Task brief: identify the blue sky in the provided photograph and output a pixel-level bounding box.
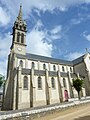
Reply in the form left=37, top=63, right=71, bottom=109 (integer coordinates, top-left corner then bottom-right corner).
left=0, top=0, right=90, bottom=75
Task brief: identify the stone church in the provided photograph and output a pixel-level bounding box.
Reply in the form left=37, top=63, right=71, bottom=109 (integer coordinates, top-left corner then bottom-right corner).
left=2, top=5, right=90, bottom=110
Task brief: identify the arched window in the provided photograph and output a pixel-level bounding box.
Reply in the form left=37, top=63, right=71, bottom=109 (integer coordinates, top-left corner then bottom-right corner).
left=19, top=60, right=23, bottom=67
left=70, top=67, right=72, bottom=72
left=32, top=62, right=35, bottom=69
left=21, top=33, right=24, bottom=43
left=17, top=32, right=20, bottom=42
left=43, top=64, right=46, bottom=70
left=62, top=66, right=65, bottom=72
left=51, top=77, right=55, bottom=88
left=38, top=76, right=42, bottom=89
left=23, top=76, right=28, bottom=89
left=63, top=78, right=66, bottom=88
left=20, top=25, right=22, bottom=30
left=53, top=65, right=56, bottom=71
left=24, top=26, right=26, bottom=31
left=16, top=24, right=18, bottom=28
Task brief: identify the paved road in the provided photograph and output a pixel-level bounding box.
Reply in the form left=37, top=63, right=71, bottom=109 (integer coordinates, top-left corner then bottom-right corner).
left=34, top=103, right=90, bottom=120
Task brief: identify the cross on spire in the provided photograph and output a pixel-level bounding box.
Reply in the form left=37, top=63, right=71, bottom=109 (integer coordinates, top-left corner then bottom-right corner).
left=18, top=4, right=22, bottom=21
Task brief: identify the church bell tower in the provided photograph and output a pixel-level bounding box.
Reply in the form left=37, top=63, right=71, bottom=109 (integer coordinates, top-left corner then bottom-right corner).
left=11, top=5, right=27, bottom=55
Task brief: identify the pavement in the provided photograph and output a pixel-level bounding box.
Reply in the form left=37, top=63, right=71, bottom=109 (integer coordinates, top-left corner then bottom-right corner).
left=34, top=103, right=90, bottom=120
left=1, top=97, right=90, bottom=120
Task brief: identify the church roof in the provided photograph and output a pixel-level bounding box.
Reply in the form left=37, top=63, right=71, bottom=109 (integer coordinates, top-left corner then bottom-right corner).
left=16, top=53, right=85, bottom=66
left=72, top=55, right=84, bottom=65
left=16, top=53, right=73, bottom=66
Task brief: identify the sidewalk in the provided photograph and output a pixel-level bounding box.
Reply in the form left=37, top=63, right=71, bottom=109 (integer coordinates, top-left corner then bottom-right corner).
left=0, top=97, right=90, bottom=120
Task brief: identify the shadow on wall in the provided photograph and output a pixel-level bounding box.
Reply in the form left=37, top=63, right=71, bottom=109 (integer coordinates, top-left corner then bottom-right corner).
left=74, top=115, right=90, bottom=120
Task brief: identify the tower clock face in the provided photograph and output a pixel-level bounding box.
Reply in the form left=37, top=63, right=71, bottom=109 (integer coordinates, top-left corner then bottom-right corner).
left=17, top=47, right=22, bottom=51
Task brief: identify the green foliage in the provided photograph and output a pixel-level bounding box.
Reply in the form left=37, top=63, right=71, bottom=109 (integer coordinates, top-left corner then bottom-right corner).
left=0, top=75, right=5, bottom=87
left=0, top=77, right=3, bottom=87
left=73, top=78, right=83, bottom=99
left=73, top=78, right=83, bottom=92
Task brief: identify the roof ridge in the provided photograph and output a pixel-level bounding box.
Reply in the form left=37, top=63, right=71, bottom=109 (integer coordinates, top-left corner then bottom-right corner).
left=26, top=53, right=72, bottom=62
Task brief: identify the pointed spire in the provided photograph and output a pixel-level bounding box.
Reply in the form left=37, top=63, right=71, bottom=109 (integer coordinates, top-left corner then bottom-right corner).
left=18, top=4, right=22, bottom=21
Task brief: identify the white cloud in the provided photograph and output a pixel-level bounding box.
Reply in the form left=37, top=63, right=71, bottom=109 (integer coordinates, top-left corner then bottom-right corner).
left=0, top=33, right=11, bottom=49
left=65, top=52, right=83, bottom=60
left=26, top=21, right=62, bottom=57
left=71, top=18, right=81, bottom=25
left=1, top=0, right=90, bottom=21
left=85, top=0, right=90, bottom=3
left=85, top=34, right=90, bottom=41
left=50, top=26, right=62, bottom=34
left=0, top=7, right=10, bottom=26
left=0, top=60, right=7, bottom=75
left=26, top=21, right=53, bottom=57
left=83, top=32, right=90, bottom=42
left=0, top=33, right=11, bottom=74
left=49, top=25, right=62, bottom=40
left=27, top=30, right=53, bottom=57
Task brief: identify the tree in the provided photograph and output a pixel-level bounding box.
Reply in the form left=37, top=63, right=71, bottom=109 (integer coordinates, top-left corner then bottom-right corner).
left=73, top=78, right=83, bottom=99
left=0, top=77, right=3, bottom=87
left=0, top=75, right=5, bottom=87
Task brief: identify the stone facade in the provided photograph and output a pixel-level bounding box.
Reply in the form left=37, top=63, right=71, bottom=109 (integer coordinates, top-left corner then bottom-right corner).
left=2, top=6, right=90, bottom=110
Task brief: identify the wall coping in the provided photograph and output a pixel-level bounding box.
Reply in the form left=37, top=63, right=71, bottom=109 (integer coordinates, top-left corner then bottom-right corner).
left=0, top=97, right=90, bottom=120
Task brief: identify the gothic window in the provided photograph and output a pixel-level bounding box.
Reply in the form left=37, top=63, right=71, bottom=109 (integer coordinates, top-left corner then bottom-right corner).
left=24, top=26, right=26, bottom=31
left=21, top=33, right=24, bottom=43
left=43, top=64, right=46, bottom=70
left=16, top=24, right=18, bottom=28
left=53, top=65, right=56, bottom=71
left=23, top=76, right=28, bottom=89
left=62, top=66, right=65, bottom=72
left=17, top=32, right=20, bottom=42
left=51, top=77, right=55, bottom=88
left=19, top=60, right=23, bottom=67
left=38, top=76, right=42, bottom=89
left=32, top=62, right=35, bottom=69
left=63, top=78, right=66, bottom=88
left=70, top=67, right=72, bottom=72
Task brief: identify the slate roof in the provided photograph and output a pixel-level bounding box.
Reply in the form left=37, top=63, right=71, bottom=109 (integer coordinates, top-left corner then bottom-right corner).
left=16, top=53, right=73, bottom=66
left=16, top=53, right=85, bottom=66
left=72, top=55, right=84, bottom=65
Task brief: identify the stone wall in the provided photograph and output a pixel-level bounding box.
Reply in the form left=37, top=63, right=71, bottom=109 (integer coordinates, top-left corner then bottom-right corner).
left=0, top=97, right=90, bottom=120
